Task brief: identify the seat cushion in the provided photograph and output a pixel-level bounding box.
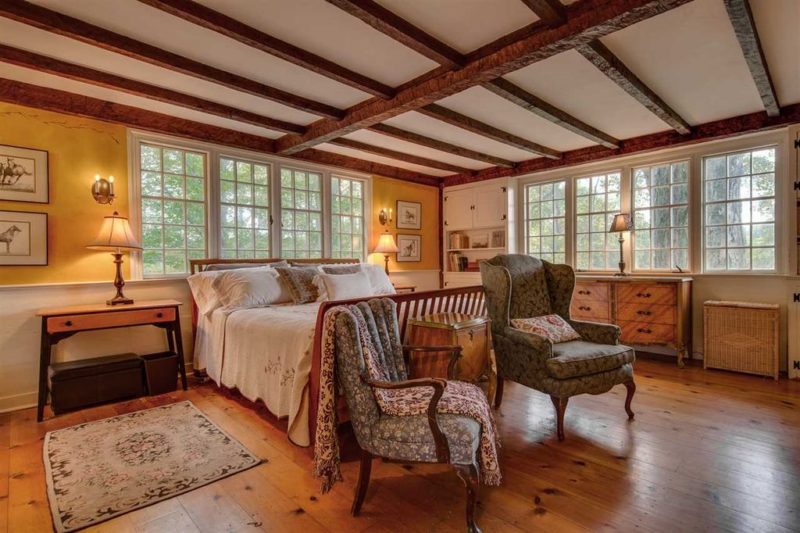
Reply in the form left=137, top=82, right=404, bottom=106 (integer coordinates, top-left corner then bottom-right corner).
left=546, top=341, right=635, bottom=380
left=370, top=413, right=480, bottom=465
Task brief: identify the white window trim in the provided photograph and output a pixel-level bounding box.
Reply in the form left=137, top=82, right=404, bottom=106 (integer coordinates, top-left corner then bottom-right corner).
left=128, top=130, right=372, bottom=279
left=513, top=127, right=792, bottom=276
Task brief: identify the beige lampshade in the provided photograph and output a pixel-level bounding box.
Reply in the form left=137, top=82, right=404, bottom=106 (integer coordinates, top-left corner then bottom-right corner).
left=373, top=232, right=399, bottom=254
left=88, top=211, right=142, bottom=251
left=609, top=213, right=632, bottom=233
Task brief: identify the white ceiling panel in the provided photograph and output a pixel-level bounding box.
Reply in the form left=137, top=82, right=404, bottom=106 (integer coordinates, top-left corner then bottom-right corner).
left=0, top=18, right=320, bottom=126
left=342, top=129, right=491, bottom=170
left=505, top=50, right=671, bottom=139
left=437, top=86, right=596, bottom=152
left=316, top=143, right=452, bottom=177
left=750, top=0, right=800, bottom=106
left=383, top=111, right=540, bottom=163
left=376, top=0, right=537, bottom=54
left=599, top=0, right=764, bottom=124
left=196, top=0, right=438, bottom=87
left=0, top=63, right=284, bottom=139
left=29, top=0, right=372, bottom=109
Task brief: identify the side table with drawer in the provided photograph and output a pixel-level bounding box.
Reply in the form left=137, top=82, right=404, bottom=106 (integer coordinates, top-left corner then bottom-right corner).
left=405, top=313, right=497, bottom=402
left=36, top=299, right=188, bottom=421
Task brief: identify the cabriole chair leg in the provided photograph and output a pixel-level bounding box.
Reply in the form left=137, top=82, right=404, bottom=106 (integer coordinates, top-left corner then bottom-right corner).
left=351, top=450, right=372, bottom=516
left=550, top=395, right=569, bottom=441
left=494, top=377, right=504, bottom=409
left=454, top=462, right=482, bottom=533
left=624, top=380, right=636, bottom=419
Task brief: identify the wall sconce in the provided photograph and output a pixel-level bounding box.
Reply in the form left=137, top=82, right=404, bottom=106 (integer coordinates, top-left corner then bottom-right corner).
left=92, top=174, right=116, bottom=204
left=378, top=207, right=393, bottom=226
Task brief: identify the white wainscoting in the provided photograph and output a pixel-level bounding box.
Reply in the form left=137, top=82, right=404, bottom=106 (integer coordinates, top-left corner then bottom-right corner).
left=0, top=269, right=442, bottom=413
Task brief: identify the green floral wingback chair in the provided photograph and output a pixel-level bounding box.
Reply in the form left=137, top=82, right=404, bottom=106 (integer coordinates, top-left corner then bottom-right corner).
left=480, top=254, right=636, bottom=440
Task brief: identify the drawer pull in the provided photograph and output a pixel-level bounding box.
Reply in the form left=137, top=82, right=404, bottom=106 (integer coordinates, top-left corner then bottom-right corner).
left=637, top=310, right=652, bottom=316
left=577, top=290, right=591, bottom=295
left=636, top=292, right=652, bottom=298
left=637, top=328, right=653, bottom=334
left=156, top=312, right=164, bottom=318
left=64, top=320, right=73, bottom=327
left=578, top=306, right=591, bottom=311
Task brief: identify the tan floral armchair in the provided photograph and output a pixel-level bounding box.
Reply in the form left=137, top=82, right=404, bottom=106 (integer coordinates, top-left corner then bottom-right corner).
left=480, top=254, right=636, bottom=440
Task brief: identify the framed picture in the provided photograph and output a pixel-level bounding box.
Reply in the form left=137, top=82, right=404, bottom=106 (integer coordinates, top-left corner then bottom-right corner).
left=0, top=144, right=49, bottom=203
left=471, top=233, right=489, bottom=249
left=491, top=230, right=505, bottom=248
left=0, top=210, right=48, bottom=265
left=396, top=234, right=421, bottom=262
left=396, top=200, right=421, bottom=230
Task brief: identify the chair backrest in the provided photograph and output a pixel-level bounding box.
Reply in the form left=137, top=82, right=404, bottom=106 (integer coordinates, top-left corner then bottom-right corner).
left=332, top=299, right=407, bottom=448
left=480, top=254, right=576, bottom=335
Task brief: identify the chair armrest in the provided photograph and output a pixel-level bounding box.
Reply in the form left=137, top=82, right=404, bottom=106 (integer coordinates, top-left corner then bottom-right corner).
left=502, top=327, right=554, bottom=360
left=569, top=320, right=621, bottom=345
left=403, top=345, right=463, bottom=379
left=362, top=376, right=451, bottom=463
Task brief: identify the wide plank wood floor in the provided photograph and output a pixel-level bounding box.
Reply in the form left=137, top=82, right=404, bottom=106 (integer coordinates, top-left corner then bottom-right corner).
left=2, top=359, right=799, bottom=532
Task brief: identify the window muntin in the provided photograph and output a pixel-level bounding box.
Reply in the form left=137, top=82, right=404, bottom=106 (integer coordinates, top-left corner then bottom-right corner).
left=524, top=180, right=566, bottom=264
left=632, top=160, right=689, bottom=271
left=220, top=157, right=271, bottom=259
left=575, top=172, right=621, bottom=270
left=280, top=167, right=323, bottom=259
left=703, top=147, right=776, bottom=271
left=139, top=143, right=207, bottom=276
left=331, top=175, right=366, bottom=260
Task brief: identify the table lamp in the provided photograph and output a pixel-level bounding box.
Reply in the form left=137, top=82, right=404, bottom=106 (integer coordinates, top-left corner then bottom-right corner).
left=608, top=213, right=632, bottom=276
left=88, top=211, right=142, bottom=305
left=373, top=232, right=398, bottom=275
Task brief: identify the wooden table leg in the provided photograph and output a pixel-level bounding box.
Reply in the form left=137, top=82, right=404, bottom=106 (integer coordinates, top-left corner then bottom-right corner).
left=173, top=310, right=188, bottom=390
left=37, top=317, right=51, bottom=422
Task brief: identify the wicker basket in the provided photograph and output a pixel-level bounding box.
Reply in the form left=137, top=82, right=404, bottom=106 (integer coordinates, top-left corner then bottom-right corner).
left=703, top=300, right=779, bottom=380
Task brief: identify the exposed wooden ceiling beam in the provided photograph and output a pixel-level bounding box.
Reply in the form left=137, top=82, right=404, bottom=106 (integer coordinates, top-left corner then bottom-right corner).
left=329, top=137, right=472, bottom=174
left=276, top=0, right=692, bottom=154
left=0, top=44, right=306, bottom=135
left=368, top=123, right=516, bottom=167
left=0, top=0, right=343, bottom=119
left=483, top=78, right=619, bottom=149
left=519, top=0, right=566, bottom=27
left=137, top=0, right=394, bottom=99
left=0, top=77, right=437, bottom=184
left=723, top=0, right=779, bottom=117
left=577, top=40, right=691, bottom=135
left=324, top=0, right=465, bottom=69
left=443, top=103, right=800, bottom=187
left=419, top=104, right=561, bottom=159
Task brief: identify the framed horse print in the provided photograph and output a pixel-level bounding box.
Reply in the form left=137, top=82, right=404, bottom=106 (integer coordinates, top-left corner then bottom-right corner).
left=396, top=234, right=421, bottom=262
left=0, top=210, right=48, bottom=266
left=396, top=200, right=421, bottom=230
left=0, top=144, right=49, bottom=204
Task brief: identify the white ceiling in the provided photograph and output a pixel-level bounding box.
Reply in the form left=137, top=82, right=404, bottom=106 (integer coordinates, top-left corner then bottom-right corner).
left=1, top=0, right=797, bottom=178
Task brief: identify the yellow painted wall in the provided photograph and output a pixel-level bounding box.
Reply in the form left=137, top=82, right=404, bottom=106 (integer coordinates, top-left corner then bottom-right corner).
left=0, top=102, right=129, bottom=285
left=369, top=175, right=440, bottom=271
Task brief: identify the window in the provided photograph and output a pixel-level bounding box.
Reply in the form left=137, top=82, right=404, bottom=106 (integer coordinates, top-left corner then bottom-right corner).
left=280, top=167, right=323, bottom=259
left=524, top=180, right=566, bottom=263
left=331, top=175, right=366, bottom=260
left=632, top=161, right=689, bottom=271
left=575, top=172, right=621, bottom=270
left=139, top=143, right=206, bottom=276
left=220, top=157, right=271, bottom=259
left=703, top=147, right=776, bottom=271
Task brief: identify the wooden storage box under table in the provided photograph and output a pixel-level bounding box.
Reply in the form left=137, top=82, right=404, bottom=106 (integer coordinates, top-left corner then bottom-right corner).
left=406, top=313, right=497, bottom=402
left=570, top=276, right=692, bottom=367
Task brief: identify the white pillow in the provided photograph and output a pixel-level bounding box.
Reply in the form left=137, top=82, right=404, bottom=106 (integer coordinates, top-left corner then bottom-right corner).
left=212, top=268, right=291, bottom=309
left=187, top=270, right=223, bottom=316
left=362, top=264, right=396, bottom=295
left=318, top=271, right=374, bottom=301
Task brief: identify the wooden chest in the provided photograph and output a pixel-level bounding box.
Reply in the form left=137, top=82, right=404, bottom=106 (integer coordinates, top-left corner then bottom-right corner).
left=406, top=313, right=497, bottom=401
left=570, top=276, right=692, bottom=366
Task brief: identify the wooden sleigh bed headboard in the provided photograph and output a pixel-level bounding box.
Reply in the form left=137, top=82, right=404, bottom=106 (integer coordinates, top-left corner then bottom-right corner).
left=308, top=284, right=487, bottom=446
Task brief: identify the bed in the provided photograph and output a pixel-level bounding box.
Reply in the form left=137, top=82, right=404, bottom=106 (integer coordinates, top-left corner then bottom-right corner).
left=188, top=258, right=486, bottom=449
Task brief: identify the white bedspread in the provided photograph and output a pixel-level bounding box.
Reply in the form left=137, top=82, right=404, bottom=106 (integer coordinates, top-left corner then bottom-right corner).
left=194, top=303, right=321, bottom=446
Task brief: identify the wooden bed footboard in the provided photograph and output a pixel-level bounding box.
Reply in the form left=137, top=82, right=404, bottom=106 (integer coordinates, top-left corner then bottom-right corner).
left=308, top=285, right=486, bottom=447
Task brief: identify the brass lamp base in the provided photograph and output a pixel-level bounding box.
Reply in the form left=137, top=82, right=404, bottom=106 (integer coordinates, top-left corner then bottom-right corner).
left=383, top=254, right=390, bottom=276
left=614, top=235, right=628, bottom=276
left=107, top=252, right=134, bottom=306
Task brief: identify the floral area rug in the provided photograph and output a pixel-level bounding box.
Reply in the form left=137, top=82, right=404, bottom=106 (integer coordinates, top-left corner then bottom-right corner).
left=43, top=401, right=261, bottom=532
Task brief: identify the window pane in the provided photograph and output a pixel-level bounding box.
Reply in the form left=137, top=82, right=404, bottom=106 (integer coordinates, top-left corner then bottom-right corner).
left=330, top=175, right=366, bottom=261
left=703, top=147, right=776, bottom=272
left=574, top=172, right=622, bottom=270
left=221, top=157, right=272, bottom=258
left=140, top=143, right=206, bottom=276
left=632, top=161, right=689, bottom=271
left=525, top=180, right=566, bottom=264
left=281, top=168, right=324, bottom=259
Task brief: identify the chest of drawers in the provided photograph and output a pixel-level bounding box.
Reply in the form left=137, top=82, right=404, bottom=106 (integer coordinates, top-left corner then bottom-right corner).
left=570, top=277, right=692, bottom=367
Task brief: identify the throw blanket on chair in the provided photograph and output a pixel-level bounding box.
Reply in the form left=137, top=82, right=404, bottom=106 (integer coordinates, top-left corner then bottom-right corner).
left=314, top=305, right=501, bottom=493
